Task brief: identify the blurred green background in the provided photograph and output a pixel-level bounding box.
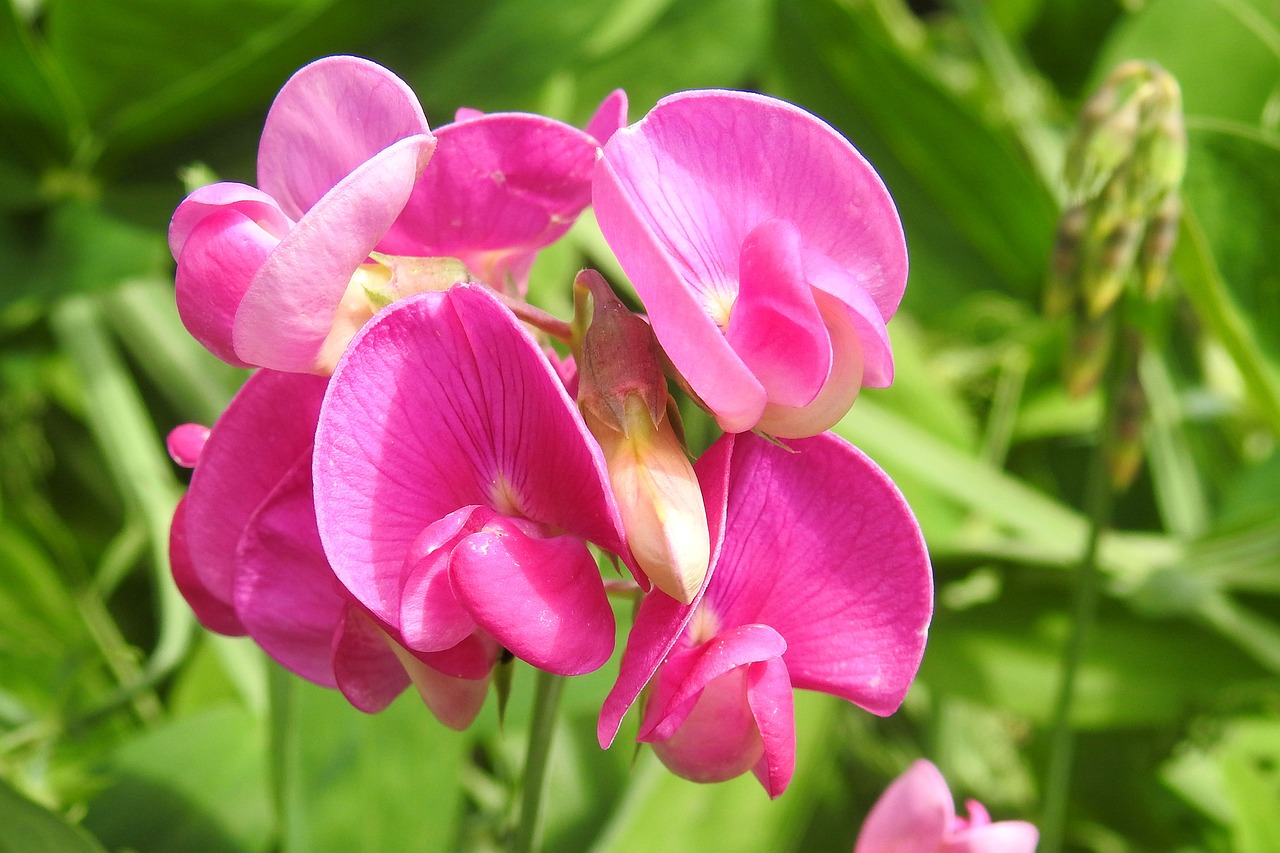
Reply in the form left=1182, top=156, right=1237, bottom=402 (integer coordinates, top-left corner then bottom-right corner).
left=2, top=0, right=1279, bottom=850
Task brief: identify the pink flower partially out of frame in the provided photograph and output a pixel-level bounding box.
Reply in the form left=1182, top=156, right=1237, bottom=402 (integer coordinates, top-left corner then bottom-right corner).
left=168, top=371, right=494, bottom=728
left=599, top=431, right=932, bottom=798
left=854, top=760, right=1039, bottom=853
left=169, top=56, right=436, bottom=373
left=313, top=284, right=634, bottom=679
left=593, top=90, right=908, bottom=438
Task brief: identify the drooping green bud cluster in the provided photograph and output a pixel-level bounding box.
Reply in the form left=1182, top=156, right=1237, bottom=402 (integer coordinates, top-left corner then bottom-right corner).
left=1047, top=61, right=1187, bottom=488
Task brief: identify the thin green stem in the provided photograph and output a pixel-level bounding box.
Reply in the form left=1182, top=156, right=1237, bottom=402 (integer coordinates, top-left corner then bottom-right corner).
left=512, top=669, right=565, bottom=853
left=1040, top=319, right=1132, bottom=852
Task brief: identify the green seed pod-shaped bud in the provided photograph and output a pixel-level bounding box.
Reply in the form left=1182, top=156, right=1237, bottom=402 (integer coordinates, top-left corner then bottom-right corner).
left=1065, top=61, right=1153, bottom=201
left=1107, top=336, right=1149, bottom=490
left=1046, top=204, right=1088, bottom=319
left=1065, top=307, right=1116, bottom=398
left=1139, top=192, right=1181, bottom=300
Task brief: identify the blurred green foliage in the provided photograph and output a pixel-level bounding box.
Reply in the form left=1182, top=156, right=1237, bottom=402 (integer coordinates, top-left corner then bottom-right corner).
left=2, top=0, right=1279, bottom=850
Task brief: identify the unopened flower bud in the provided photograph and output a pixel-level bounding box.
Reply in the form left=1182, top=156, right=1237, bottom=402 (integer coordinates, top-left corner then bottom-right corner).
left=574, top=269, right=710, bottom=604
left=1139, top=192, right=1181, bottom=300
left=1108, top=337, right=1148, bottom=490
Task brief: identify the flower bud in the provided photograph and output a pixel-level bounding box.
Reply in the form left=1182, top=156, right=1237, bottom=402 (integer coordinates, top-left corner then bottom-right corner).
left=574, top=270, right=710, bottom=604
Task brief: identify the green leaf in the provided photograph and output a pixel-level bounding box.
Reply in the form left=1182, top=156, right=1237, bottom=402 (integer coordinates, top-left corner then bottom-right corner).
left=277, top=680, right=470, bottom=853
left=920, top=592, right=1267, bottom=727
left=773, top=0, right=1060, bottom=312
left=1095, top=0, right=1280, bottom=127
left=40, top=0, right=413, bottom=159
left=0, top=777, right=109, bottom=853
left=1174, top=124, right=1280, bottom=434
left=82, top=706, right=274, bottom=853
left=587, top=690, right=839, bottom=853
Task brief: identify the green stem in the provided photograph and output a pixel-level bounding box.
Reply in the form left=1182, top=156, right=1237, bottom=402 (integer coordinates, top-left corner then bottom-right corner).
left=512, top=669, right=565, bottom=853
left=1040, top=322, right=1131, bottom=852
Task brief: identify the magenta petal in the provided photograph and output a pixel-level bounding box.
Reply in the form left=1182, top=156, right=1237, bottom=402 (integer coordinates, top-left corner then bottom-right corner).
left=315, top=284, right=625, bottom=632
left=234, top=133, right=436, bottom=372
left=726, top=218, right=830, bottom=409
left=257, top=55, right=432, bottom=220
left=600, top=89, right=907, bottom=320
left=597, top=433, right=734, bottom=748
left=584, top=89, right=628, bottom=145
left=647, top=666, right=764, bottom=786
left=592, top=151, right=766, bottom=433
left=640, top=623, right=787, bottom=741
left=169, top=182, right=291, bottom=260
left=184, top=370, right=328, bottom=618
left=399, top=506, right=490, bottom=653
left=944, top=822, right=1040, bottom=853
left=708, top=431, right=931, bottom=715
left=170, top=497, right=244, bottom=635
left=332, top=604, right=410, bottom=714
left=167, top=423, right=210, bottom=469
left=746, top=656, right=796, bottom=799
left=234, top=457, right=342, bottom=688
left=755, top=288, right=867, bottom=439
left=416, top=632, right=501, bottom=681
left=378, top=114, right=598, bottom=286
left=392, top=645, right=490, bottom=731
left=451, top=520, right=614, bottom=675
left=855, top=760, right=954, bottom=853
left=175, top=205, right=282, bottom=367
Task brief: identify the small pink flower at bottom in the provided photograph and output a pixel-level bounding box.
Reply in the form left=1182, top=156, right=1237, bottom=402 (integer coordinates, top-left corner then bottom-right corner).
left=599, top=431, right=932, bottom=797
left=854, top=760, right=1039, bottom=853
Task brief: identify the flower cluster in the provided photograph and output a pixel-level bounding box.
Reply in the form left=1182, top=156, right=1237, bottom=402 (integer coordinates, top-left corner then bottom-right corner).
left=167, top=55, right=932, bottom=797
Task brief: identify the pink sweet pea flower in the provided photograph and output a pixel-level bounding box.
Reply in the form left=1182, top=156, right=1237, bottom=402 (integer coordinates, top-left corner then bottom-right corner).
left=313, top=284, right=633, bottom=677
left=599, top=431, right=932, bottom=798
left=169, top=370, right=493, bottom=728
left=170, top=56, right=437, bottom=373
left=593, top=90, right=908, bottom=438
left=854, top=760, right=1039, bottom=853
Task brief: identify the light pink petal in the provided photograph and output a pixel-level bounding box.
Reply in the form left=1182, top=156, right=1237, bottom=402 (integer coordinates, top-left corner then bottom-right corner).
left=944, top=822, right=1040, bottom=853
left=184, top=370, right=328, bottom=617
left=234, top=133, right=436, bottom=372
left=854, top=760, right=954, bottom=853
left=648, top=666, right=764, bottom=786
left=584, top=89, right=628, bottom=146
left=315, top=285, right=626, bottom=631
left=234, top=457, right=342, bottom=688
left=726, top=218, right=830, bottom=409
left=809, top=255, right=894, bottom=387
left=416, top=632, right=501, bottom=681
left=451, top=520, right=614, bottom=675
left=332, top=604, right=410, bottom=714
left=391, top=643, right=490, bottom=731
left=746, top=656, right=796, bottom=799
left=174, top=205, right=282, bottom=367
left=640, top=623, right=787, bottom=741
left=454, top=106, right=485, bottom=123
left=257, top=55, right=431, bottom=220
left=170, top=496, right=245, bottom=635
left=167, top=424, right=210, bottom=468
left=597, top=433, right=735, bottom=748
left=398, top=507, right=490, bottom=653
left=706, top=431, right=931, bottom=715
left=594, top=90, right=907, bottom=432
left=378, top=114, right=598, bottom=287
left=169, top=182, right=291, bottom=259
left=755, top=288, right=867, bottom=439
